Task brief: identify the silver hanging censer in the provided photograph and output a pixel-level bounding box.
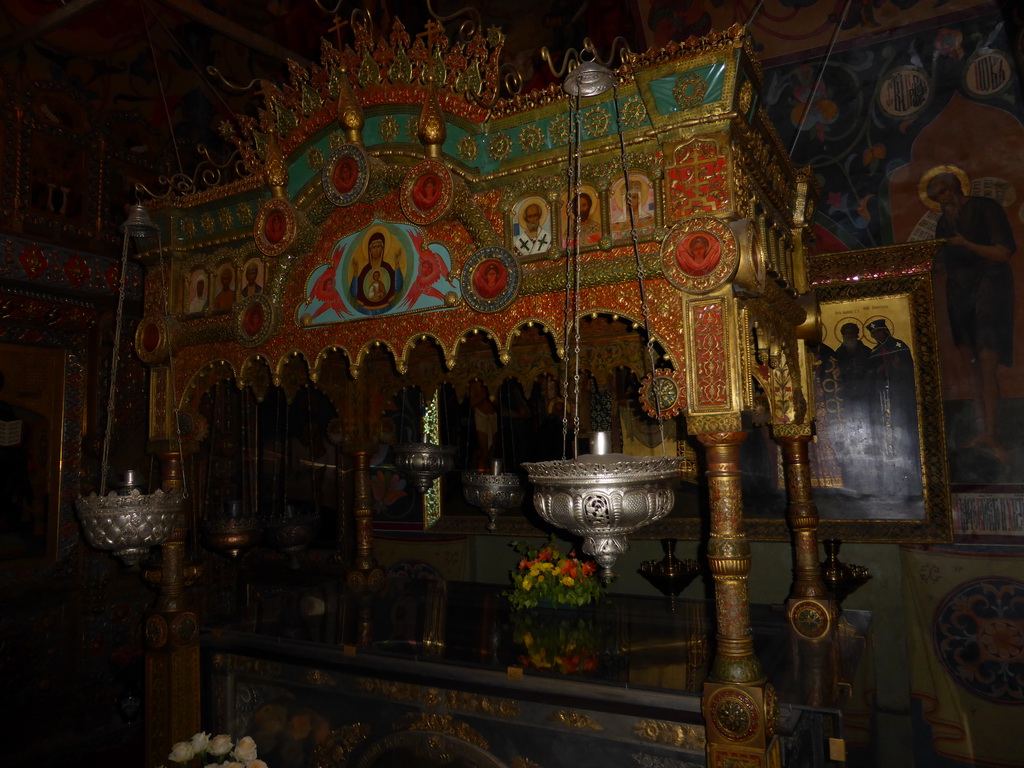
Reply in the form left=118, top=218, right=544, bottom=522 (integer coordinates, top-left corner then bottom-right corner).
left=76, top=206, right=182, bottom=565
left=462, top=459, right=524, bottom=532
left=77, top=470, right=181, bottom=566
left=523, top=433, right=677, bottom=582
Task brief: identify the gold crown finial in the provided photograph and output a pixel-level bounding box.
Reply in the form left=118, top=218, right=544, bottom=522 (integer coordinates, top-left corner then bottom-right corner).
left=337, top=66, right=365, bottom=145
left=417, top=79, right=446, bottom=159
left=264, top=131, right=289, bottom=198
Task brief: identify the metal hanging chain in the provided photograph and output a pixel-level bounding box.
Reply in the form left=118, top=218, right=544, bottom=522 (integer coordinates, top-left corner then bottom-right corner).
left=155, top=234, right=191, bottom=496
left=560, top=93, right=578, bottom=461
left=571, top=90, right=583, bottom=458
left=99, top=235, right=132, bottom=496
left=612, top=84, right=666, bottom=455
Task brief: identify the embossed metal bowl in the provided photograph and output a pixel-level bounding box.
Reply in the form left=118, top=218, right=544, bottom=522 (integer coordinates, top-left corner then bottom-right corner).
left=201, top=517, right=263, bottom=560
left=523, top=452, right=678, bottom=581
left=393, top=442, right=456, bottom=493
left=461, top=470, right=524, bottom=532
left=76, top=489, right=182, bottom=566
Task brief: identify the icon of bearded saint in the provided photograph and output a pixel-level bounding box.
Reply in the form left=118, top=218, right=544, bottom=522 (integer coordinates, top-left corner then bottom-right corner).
left=514, top=198, right=551, bottom=256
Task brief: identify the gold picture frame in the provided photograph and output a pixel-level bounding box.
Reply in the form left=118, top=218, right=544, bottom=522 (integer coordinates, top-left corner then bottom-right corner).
left=645, top=242, right=950, bottom=542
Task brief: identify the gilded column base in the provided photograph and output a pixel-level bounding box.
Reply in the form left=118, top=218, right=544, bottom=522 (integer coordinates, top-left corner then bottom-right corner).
left=786, top=596, right=837, bottom=641
left=703, top=680, right=781, bottom=768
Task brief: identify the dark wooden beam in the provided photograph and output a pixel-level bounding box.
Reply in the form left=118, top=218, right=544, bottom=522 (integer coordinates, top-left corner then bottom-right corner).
left=0, top=0, right=115, bottom=52
left=153, top=0, right=310, bottom=68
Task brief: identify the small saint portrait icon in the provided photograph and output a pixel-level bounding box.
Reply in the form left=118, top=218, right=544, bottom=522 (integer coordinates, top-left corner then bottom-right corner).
left=243, top=303, right=265, bottom=337
left=473, top=259, right=507, bottom=300
left=241, top=259, right=264, bottom=298
left=611, top=174, right=654, bottom=235
left=188, top=270, right=208, bottom=314
left=332, top=155, right=359, bottom=195
left=264, top=209, right=287, bottom=245
left=561, top=186, right=601, bottom=246
left=411, top=172, right=442, bottom=212
left=213, top=265, right=236, bottom=311
left=513, top=197, right=552, bottom=257
left=675, top=232, right=720, bottom=276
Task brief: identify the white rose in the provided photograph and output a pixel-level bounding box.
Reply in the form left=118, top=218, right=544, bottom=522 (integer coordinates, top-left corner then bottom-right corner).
left=209, top=734, right=235, bottom=756
left=233, top=736, right=258, bottom=764
left=168, top=741, right=195, bottom=763
left=190, top=731, right=211, bottom=754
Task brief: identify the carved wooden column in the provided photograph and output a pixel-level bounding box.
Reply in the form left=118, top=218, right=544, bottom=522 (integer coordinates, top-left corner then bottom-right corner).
left=345, top=444, right=385, bottom=647
left=144, top=451, right=202, bottom=768
left=698, top=431, right=779, bottom=768
left=776, top=429, right=835, bottom=641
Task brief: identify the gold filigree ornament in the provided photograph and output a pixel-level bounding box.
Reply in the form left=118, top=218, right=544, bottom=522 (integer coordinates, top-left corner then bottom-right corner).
left=253, top=197, right=298, bottom=257
left=621, top=95, right=648, bottom=128
left=488, top=131, right=513, bottom=161
left=674, top=72, right=708, bottom=109
left=379, top=115, right=399, bottom=143
left=519, top=124, right=545, bottom=153
left=306, top=146, right=325, bottom=171
left=789, top=599, right=831, bottom=640
left=457, top=135, right=478, bottom=163
left=738, top=79, right=754, bottom=116
left=764, top=683, right=779, bottom=740
left=405, top=115, right=420, bottom=143
left=549, top=113, right=571, bottom=145
left=709, top=687, right=760, bottom=742
left=583, top=105, right=610, bottom=137
left=639, top=368, right=686, bottom=420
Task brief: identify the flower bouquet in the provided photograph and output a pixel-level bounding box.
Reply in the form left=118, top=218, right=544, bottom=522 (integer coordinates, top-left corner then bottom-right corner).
left=505, top=535, right=603, bottom=610
left=164, top=732, right=267, bottom=768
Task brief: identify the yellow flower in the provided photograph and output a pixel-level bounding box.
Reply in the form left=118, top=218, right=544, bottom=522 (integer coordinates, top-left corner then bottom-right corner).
left=522, top=578, right=532, bottom=590
left=561, top=576, right=575, bottom=587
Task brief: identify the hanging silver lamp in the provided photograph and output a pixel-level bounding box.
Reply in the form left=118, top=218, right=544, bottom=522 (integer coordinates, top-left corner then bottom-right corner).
left=76, top=207, right=182, bottom=565
left=462, top=459, right=524, bottom=532
left=523, top=434, right=677, bottom=582
left=523, top=37, right=679, bottom=581
left=77, top=470, right=181, bottom=566
left=393, top=440, right=456, bottom=493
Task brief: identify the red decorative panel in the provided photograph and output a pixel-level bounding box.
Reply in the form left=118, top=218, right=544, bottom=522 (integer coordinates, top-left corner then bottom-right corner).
left=18, top=243, right=48, bottom=279
left=691, top=299, right=729, bottom=409
left=666, top=139, right=729, bottom=219
left=62, top=253, right=90, bottom=287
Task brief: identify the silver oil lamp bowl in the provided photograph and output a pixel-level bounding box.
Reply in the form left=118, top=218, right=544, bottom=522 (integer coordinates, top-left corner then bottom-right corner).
left=393, top=439, right=456, bottom=493
left=76, top=469, right=182, bottom=566
left=462, top=459, right=524, bottom=532
left=522, top=433, right=678, bottom=581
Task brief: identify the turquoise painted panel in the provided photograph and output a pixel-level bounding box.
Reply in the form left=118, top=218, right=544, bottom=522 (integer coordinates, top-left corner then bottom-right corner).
left=649, top=62, right=727, bottom=115
left=287, top=133, right=335, bottom=198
